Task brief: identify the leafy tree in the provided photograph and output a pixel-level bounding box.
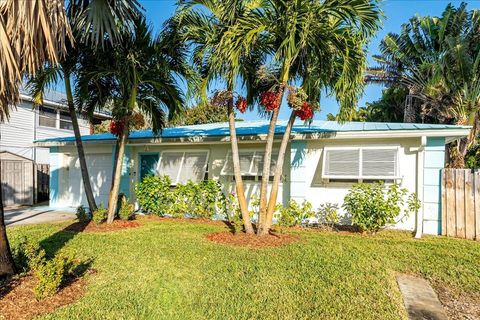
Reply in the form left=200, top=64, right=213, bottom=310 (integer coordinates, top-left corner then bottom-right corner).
left=76, top=17, right=191, bottom=223
left=327, top=86, right=407, bottom=122
left=222, top=0, right=382, bottom=235
left=368, top=3, right=480, bottom=167
left=168, top=103, right=229, bottom=126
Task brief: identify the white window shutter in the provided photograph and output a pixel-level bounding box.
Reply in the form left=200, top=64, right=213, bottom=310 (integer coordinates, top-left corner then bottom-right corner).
left=158, top=152, right=184, bottom=183
left=362, top=149, right=397, bottom=177
left=324, top=149, right=360, bottom=177
left=178, top=152, right=209, bottom=183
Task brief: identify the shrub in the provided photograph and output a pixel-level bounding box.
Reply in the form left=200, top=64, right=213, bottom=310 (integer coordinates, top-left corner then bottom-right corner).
left=135, top=176, right=226, bottom=218
left=118, top=196, right=135, bottom=220
left=135, top=175, right=175, bottom=215
left=343, top=182, right=421, bottom=234
left=34, top=256, right=66, bottom=300
left=92, top=204, right=108, bottom=224
left=76, top=206, right=90, bottom=223
left=12, top=237, right=45, bottom=273
left=316, top=203, right=340, bottom=229
left=275, top=199, right=315, bottom=229
left=224, top=193, right=243, bottom=232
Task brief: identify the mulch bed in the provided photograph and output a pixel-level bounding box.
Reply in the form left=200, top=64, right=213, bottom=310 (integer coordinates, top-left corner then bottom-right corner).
left=433, top=281, right=480, bottom=320
left=0, top=275, right=87, bottom=320
left=136, top=215, right=227, bottom=227
left=65, top=220, right=140, bottom=233
left=206, top=231, right=300, bottom=248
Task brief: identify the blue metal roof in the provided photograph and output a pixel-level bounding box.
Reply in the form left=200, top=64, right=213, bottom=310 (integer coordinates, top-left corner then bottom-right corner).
left=35, top=120, right=470, bottom=143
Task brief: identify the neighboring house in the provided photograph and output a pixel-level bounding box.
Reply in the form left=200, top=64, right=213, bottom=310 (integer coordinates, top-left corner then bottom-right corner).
left=0, top=89, right=110, bottom=205
left=36, top=120, right=469, bottom=235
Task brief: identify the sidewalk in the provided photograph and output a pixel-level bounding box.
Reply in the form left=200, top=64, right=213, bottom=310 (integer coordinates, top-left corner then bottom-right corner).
left=5, top=203, right=76, bottom=226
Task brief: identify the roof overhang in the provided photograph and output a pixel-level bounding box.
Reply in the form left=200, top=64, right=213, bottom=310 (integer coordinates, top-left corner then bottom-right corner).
left=34, top=127, right=470, bottom=147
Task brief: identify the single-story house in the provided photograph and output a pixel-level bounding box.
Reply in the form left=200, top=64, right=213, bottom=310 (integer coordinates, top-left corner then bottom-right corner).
left=35, top=120, right=470, bottom=235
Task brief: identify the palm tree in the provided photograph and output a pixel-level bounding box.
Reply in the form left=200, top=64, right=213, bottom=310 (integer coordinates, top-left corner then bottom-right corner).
left=370, top=3, right=480, bottom=167
left=172, top=0, right=268, bottom=234
left=0, top=0, right=142, bottom=278
left=76, top=17, right=190, bottom=223
left=221, top=0, right=382, bottom=235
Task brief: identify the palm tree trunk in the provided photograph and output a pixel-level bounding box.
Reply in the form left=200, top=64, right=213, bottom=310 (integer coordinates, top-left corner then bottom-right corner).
left=257, top=84, right=285, bottom=235
left=264, top=111, right=296, bottom=232
left=227, top=97, right=254, bottom=234
left=107, top=126, right=129, bottom=223
left=64, top=73, right=97, bottom=213
left=0, top=159, right=15, bottom=278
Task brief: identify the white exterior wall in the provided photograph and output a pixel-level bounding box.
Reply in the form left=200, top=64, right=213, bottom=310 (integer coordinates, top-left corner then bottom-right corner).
left=301, top=137, right=421, bottom=231
left=0, top=102, right=91, bottom=164
left=52, top=136, right=432, bottom=233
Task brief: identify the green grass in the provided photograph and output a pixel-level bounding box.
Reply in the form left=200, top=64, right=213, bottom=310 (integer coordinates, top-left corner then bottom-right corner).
left=6, top=219, right=480, bottom=320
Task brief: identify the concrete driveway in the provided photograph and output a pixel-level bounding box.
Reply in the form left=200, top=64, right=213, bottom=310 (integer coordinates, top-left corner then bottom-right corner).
left=5, top=204, right=76, bottom=227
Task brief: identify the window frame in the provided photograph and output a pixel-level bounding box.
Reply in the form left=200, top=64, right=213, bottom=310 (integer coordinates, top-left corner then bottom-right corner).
left=321, top=146, right=401, bottom=180
left=38, top=106, right=58, bottom=129
left=59, top=110, right=74, bottom=130
left=156, top=149, right=210, bottom=185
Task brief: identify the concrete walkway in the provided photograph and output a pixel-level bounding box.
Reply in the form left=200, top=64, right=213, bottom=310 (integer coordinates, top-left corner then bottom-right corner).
left=5, top=204, right=76, bottom=227
left=397, top=274, right=448, bottom=320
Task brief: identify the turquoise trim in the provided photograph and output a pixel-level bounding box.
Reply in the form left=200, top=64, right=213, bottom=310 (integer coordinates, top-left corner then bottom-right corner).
left=138, top=152, right=160, bottom=182
left=423, top=137, right=445, bottom=235
left=49, top=147, right=59, bottom=206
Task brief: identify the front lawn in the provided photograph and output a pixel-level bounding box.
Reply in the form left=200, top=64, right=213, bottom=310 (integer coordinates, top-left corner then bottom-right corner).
left=4, top=218, right=480, bottom=319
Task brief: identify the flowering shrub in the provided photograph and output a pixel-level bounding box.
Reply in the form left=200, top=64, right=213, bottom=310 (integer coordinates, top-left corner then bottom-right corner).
left=260, top=91, right=280, bottom=111
left=235, top=97, right=247, bottom=113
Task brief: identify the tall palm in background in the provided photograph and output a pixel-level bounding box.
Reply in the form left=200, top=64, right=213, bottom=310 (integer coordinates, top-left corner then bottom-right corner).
left=76, top=17, right=191, bottom=223
left=222, top=0, right=382, bottom=235
left=0, top=0, right=143, bottom=277
left=172, top=0, right=269, bottom=234
left=368, top=2, right=480, bottom=167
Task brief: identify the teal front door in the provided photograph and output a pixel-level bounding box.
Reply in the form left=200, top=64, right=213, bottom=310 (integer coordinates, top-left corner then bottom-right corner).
left=139, top=154, right=159, bottom=181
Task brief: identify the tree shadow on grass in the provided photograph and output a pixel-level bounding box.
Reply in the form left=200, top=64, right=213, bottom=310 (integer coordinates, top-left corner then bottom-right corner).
left=39, top=221, right=88, bottom=258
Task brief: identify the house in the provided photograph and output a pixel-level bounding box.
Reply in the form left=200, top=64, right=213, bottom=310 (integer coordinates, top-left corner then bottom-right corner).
left=35, top=120, right=470, bottom=235
left=0, top=89, right=110, bottom=205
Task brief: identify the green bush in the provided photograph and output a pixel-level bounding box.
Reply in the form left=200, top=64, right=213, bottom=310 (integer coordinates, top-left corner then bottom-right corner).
left=34, top=256, right=66, bottom=300
left=343, top=182, right=421, bottom=234
left=316, top=203, right=340, bottom=229
left=275, top=199, right=315, bottom=228
left=135, top=176, right=226, bottom=218
left=76, top=206, right=90, bottom=223
left=135, top=175, right=175, bottom=215
left=92, top=204, right=108, bottom=224
left=12, top=237, right=45, bottom=273
left=118, top=196, right=135, bottom=220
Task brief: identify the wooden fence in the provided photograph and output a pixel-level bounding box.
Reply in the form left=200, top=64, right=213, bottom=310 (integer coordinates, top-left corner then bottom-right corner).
left=441, top=169, right=480, bottom=240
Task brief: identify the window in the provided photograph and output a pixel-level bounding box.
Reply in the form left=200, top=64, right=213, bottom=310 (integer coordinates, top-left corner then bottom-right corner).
left=59, top=111, right=74, bottom=130
left=38, top=107, right=57, bottom=128
left=157, top=151, right=209, bottom=185
left=322, top=147, right=399, bottom=180
left=221, top=150, right=277, bottom=180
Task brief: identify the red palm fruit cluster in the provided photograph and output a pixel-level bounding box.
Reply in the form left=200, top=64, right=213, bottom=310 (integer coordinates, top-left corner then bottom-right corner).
left=235, top=96, right=248, bottom=113
left=295, top=102, right=314, bottom=120
left=109, top=120, right=124, bottom=136
left=260, top=91, right=279, bottom=111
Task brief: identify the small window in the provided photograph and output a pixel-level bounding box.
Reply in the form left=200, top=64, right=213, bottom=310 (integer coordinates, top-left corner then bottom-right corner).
left=38, top=107, right=57, bottom=128
left=157, top=151, right=209, bottom=185
left=59, top=111, right=74, bottom=130
left=322, top=147, right=399, bottom=180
